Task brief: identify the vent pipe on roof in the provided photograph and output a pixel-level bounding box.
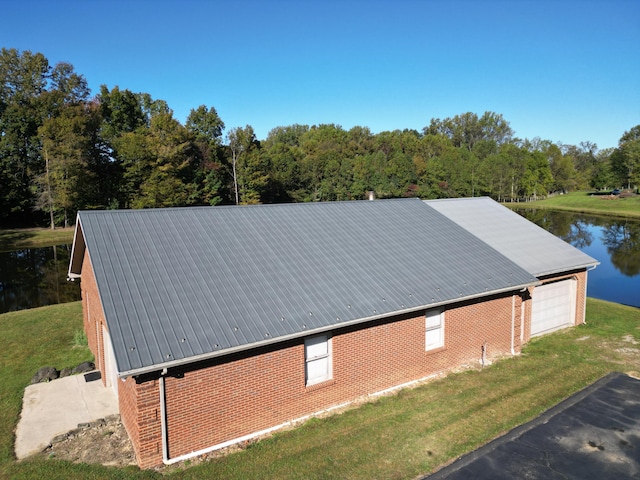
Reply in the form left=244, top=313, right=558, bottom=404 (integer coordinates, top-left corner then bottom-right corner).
left=368, top=191, right=375, bottom=201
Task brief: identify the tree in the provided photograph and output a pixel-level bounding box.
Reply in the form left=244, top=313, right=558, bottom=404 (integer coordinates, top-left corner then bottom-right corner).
left=98, top=85, right=146, bottom=142
left=0, top=49, right=93, bottom=226
left=227, top=126, right=266, bottom=204
left=0, top=48, right=51, bottom=225
left=521, top=151, right=553, bottom=200
left=546, top=143, right=576, bottom=192
left=424, top=112, right=513, bottom=151
left=186, top=105, right=226, bottom=205
left=35, top=103, right=100, bottom=227
left=611, top=126, right=640, bottom=190
left=262, top=125, right=309, bottom=202
left=298, top=124, right=348, bottom=201
left=133, top=113, right=199, bottom=209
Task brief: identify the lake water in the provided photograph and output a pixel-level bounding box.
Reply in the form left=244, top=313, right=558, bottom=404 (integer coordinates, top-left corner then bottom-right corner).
left=0, top=245, right=81, bottom=314
left=0, top=210, right=638, bottom=313
left=514, top=209, right=640, bottom=308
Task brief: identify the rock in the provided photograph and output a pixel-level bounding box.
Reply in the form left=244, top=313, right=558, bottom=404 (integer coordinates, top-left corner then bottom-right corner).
left=71, top=361, right=95, bottom=374
left=31, top=366, right=59, bottom=384
left=59, top=367, right=73, bottom=378
left=51, top=433, right=68, bottom=444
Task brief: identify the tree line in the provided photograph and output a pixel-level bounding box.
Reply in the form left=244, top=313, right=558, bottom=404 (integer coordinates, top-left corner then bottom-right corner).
left=1, top=48, right=639, bottom=228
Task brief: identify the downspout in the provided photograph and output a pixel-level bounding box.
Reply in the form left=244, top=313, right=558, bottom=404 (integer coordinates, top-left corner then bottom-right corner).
left=520, top=287, right=527, bottom=346
left=583, top=265, right=598, bottom=325
left=511, top=295, right=516, bottom=355
left=159, top=369, right=170, bottom=464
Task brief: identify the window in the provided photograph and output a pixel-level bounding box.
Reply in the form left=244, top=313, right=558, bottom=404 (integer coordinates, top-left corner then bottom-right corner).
left=305, top=334, right=332, bottom=386
left=425, top=309, right=444, bottom=351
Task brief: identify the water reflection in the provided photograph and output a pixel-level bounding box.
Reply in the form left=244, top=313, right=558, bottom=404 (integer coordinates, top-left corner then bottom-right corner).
left=0, top=245, right=81, bottom=314
left=515, top=209, right=640, bottom=307
left=601, top=222, right=640, bottom=277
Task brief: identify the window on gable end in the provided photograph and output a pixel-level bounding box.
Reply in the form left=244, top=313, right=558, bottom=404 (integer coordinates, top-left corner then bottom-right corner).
left=304, top=334, right=332, bottom=386
left=425, top=309, right=444, bottom=351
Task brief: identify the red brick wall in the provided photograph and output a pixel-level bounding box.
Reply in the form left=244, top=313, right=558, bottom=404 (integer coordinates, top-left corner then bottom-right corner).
left=80, top=249, right=106, bottom=385
left=125, top=292, right=524, bottom=467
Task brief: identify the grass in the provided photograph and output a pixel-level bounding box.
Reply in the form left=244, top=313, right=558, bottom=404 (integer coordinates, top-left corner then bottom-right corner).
left=505, top=190, right=640, bottom=219
left=1, top=299, right=639, bottom=479
left=0, top=227, right=75, bottom=253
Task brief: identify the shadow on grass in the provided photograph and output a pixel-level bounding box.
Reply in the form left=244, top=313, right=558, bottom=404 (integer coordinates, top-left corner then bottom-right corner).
left=0, top=230, right=35, bottom=253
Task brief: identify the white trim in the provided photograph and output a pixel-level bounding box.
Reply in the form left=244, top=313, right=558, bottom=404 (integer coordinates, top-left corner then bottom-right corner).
left=304, top=334, right=332, bottom=386
left=510, top=295, right=515, bottom=355
left=425, top=309, right=444, bottom=351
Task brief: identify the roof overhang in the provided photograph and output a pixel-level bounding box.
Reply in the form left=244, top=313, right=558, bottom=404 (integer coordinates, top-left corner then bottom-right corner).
left=118, top=279, right=539, bottom=379
left=67, top=215, right=85, bottom=280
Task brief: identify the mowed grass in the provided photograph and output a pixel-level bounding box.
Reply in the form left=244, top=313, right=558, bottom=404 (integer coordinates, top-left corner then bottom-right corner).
left=0, top=227, right=75, bottom=253
left=506, top=190, right=640, bottom=219
left=1, top=299, right=639, bottom=479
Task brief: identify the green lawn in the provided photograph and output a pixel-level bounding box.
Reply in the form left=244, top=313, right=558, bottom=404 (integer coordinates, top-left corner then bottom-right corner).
left=505, top=191, right=640, bottom=219
left=0, top=227, right=75, bottom=253
left=1, top=299, right=639, bottom=479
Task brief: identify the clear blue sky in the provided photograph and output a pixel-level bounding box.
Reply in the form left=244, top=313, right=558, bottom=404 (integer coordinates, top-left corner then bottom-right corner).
left=3, top=0, right=639, bottom=149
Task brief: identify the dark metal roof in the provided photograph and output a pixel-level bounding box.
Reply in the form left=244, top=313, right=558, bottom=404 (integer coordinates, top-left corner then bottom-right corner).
left=70, top=198, right=539, bottom=377
left=425, top=197, right=599, bottom=277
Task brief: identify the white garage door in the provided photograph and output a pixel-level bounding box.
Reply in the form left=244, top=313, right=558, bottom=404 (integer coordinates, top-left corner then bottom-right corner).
left=531, top=279, right=577, bottom=337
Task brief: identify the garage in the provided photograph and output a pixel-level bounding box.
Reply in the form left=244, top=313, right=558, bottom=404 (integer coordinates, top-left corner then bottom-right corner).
left=531, top=279, right=577, bottom=337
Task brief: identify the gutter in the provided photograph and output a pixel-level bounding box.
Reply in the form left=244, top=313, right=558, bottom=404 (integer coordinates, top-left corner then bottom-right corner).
left=120, top=279, right=540, bottom=379
left=535, top=261, right=599, bottom=278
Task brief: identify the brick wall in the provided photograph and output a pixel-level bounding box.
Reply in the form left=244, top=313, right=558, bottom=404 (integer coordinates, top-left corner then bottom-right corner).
left=126, top=292, right=524, bottom=467
left=80, top=249, right=106, bottom=385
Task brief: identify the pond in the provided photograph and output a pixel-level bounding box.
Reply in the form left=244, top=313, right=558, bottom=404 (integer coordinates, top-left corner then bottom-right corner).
left=514, top=209, right=640, bottom=308
left=0, top=245, right=81, bottom=314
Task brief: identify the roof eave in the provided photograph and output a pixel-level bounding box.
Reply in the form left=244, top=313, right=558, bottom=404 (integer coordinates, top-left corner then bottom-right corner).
left=534, top=261, right=600, bottom=278
left=118, top=279, right=539, bottom=379
left=67, top=215, right=86, bottom=279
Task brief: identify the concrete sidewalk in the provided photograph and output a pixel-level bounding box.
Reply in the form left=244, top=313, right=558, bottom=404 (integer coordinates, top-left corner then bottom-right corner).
left=15, top=372, right=119, bottom=459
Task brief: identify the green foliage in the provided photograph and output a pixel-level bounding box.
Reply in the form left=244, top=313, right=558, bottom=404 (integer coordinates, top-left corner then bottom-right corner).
left=611, top=125, right=640, bottom=190
left=1, top=48, right=636, bottom=227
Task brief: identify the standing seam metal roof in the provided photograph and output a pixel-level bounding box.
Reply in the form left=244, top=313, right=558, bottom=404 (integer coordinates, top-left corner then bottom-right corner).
left=424, top=197, right=599, bottom=277
left=71, top=198, right=540, bottom=377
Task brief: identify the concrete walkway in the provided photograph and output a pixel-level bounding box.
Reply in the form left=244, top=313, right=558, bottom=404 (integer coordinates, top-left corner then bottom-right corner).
left=15, top=372, right=119, bottom=459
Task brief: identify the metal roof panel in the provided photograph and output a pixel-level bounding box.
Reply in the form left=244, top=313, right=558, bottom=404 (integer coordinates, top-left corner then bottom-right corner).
left=76, top=198, right=539, bottom=375
left=425, top=197, right=599, bottom=277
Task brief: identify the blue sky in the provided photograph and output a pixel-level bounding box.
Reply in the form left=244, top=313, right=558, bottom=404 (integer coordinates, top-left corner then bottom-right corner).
left=3, top=0, right=639, bottom=149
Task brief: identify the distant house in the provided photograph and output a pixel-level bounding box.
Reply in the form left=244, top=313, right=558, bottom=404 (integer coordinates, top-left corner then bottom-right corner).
left=68, top=198, right=597, bottom=468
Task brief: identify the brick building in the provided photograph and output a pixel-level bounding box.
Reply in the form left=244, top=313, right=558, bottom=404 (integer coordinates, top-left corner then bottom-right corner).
left=68, top=197, right=597, bottom=468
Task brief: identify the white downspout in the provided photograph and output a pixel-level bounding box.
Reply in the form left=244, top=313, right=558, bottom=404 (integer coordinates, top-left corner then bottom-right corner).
left=583, top=265, right=597, bottom=325
left=159, top=369, right=170, bottom=464
left=511, top=295, right=516, bottom=355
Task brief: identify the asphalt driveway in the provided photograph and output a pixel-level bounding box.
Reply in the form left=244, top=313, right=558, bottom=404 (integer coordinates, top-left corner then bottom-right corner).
left=426, top=372, right=640, bottom=479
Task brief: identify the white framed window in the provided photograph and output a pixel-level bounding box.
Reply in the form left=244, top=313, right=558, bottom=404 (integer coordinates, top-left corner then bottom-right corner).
left=425, top=309, right=444, bottom=351
left=305, top=334, right=332, bottom=386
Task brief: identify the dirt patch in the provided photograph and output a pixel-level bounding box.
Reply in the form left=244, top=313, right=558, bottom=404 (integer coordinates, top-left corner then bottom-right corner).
left=39, top=415, right=136, bottom=467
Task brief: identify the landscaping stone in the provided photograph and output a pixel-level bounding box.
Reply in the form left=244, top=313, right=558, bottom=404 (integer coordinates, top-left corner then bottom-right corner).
left=71, top=361, right=95, bottom=374
left=30, top=366, right=59, bottom=384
